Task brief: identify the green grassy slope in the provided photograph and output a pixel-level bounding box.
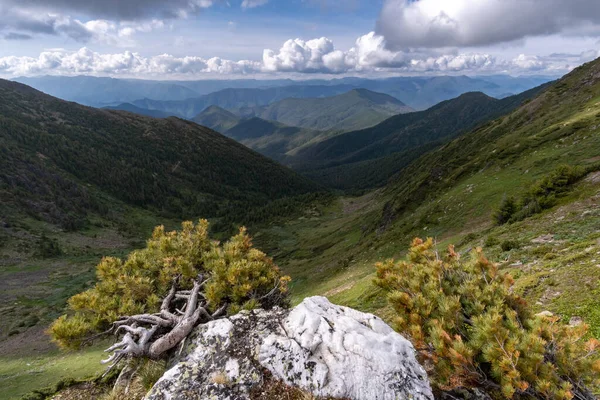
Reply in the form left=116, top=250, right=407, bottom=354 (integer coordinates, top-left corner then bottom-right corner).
left=244, top=89, right=414, bottom=132
left=255, top=59, right=600, bottom=339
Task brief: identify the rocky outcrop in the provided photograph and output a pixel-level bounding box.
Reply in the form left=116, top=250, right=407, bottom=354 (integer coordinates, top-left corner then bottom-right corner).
left=146, top=296, right=433, bottom=400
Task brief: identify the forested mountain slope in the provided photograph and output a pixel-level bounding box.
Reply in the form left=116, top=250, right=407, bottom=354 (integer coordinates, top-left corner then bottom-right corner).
left=225, top=117, right=326, bottom=161
left=292, top=84, right=551, bottom=190
left=192, top=106, right=334, bottom=161
left=0, top=79, right=320, bottom=231
left=382, top=61, right=600, bottom=229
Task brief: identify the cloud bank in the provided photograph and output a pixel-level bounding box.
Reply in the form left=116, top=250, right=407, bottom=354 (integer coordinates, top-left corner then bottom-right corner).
left=0, top=1, right=268, bottom=44
left=377, top=0, right=600, bottom=49
left=0, top=7, right=166, bottom=45
left=0, top=32, right=586, bottom=78
left=1, top=0, right=217, bottom=21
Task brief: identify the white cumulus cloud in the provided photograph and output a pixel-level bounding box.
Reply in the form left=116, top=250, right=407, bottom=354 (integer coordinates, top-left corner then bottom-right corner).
left=241, top=0, right=269, bottom=9
left=263, top=37, right=336, bottom=72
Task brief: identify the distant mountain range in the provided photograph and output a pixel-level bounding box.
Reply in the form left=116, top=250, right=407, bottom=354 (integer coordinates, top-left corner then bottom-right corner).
left=12, top=75, right=199, bottom=107
left=103, top=89, right=412, bottom=162
left=234, top=89, right=414, bottom=132
left=193, top=106, right=327, bottom=161
left=129, top=85, right=358, bottom=119
left=103, top=103, right=175, bottom=118
left=13, top=74, right=554, bottom=111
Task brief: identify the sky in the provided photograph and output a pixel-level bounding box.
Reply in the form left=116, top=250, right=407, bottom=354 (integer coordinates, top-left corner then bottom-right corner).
left=0, top=0, right=600, bottom=79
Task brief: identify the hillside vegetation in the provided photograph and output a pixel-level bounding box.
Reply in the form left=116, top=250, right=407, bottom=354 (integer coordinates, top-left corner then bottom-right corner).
left=0, top=79, right=320, bottom=229
left=293, top=84, right=551, bottom=190
left=255, top=58, right=600, bottom=347
left=0, top=61, right=596, bottom=399
left=0, top=77, right=325, bottom=388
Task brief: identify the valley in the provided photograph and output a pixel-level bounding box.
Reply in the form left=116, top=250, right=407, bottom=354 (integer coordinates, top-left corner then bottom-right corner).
left=1, top=59, right=599, bottom=399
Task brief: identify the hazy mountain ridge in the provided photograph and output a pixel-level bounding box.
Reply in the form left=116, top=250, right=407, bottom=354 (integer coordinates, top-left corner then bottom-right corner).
left=234, top=89, right=414, bottom=132
left=193, top=106, right=326, bottom=160
left=12, top=75, right=199, bottom=107
left=104, top=103, right=178, bottom=118
left=13, top=74, right=554, bottom=111
left=130, top=85, right=359, bottom=119
left=192, top=105, right=241, bottom=132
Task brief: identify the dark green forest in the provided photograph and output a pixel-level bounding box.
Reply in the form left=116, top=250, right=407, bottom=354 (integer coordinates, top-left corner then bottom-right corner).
left=0, top=79, right=324, bottom=233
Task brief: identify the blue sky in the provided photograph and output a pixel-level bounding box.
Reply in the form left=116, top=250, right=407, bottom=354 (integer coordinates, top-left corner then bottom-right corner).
left=0, top=0, right=599, bottom=79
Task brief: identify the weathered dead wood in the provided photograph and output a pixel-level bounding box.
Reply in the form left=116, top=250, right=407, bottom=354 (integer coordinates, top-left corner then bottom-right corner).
left=93, top=277, right=282, bottom=390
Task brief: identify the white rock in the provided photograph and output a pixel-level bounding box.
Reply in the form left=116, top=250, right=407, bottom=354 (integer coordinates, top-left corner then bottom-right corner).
left=146, top=297, right=433, bottom=400
left=259, top=296, right=432, bottom=400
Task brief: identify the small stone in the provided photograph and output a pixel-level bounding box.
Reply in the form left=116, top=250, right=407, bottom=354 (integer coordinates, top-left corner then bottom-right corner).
left=531, top=234, right=554, bottom=244
left=569, top=316, right=584, bottom=326
left=510, top=261, right=523, bottom=267
left=536, top=310, right=554, bottom=318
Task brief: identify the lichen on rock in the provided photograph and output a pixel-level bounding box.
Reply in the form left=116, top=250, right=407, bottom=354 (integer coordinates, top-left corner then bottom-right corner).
left=146, top=297, right=433, bottom=400
left=259, top=297, right=432, bottom=400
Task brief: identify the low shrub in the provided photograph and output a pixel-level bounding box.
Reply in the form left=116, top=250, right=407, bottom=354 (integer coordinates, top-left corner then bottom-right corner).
left=494, top=165, right=589, bottom=225
left=500, top=239, right=520, bottom=252
left=375, top=238, right=600, bottom=399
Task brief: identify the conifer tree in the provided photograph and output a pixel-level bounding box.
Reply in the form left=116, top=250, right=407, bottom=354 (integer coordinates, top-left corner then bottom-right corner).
left=50, top=220, right=290, bottom=381
left=375, top=238, right=600, bottom=400
left=494, top=195, right=517, bottom=225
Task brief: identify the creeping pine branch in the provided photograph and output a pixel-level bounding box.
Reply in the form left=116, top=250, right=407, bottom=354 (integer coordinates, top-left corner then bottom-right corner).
left=99, top=274, right=225, bottom=367
left=99, top=274, right=285, bottom=376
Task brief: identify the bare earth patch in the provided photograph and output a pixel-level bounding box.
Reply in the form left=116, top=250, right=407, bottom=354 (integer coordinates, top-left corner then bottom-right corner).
left=0, top=325, right=56, bottom=357
left=585, top=170, right=600, bottom=184
left=323, top=281, right=355, bottom=297
left=50, top=383, right=106, bottom=400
